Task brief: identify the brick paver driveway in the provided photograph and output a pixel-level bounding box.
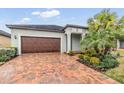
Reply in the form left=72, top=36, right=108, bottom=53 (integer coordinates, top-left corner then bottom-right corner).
left=0, top=53, right=118, bottom=84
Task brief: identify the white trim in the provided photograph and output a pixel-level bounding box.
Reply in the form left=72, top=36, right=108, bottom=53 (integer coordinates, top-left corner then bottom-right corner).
left=60, top=36, right=62, bottom=53
left=18, top=34, right=21, bottom=55
left=19, top=35, right=62, bottom=55
left=67, top=33, right=71, bottom=53
left=117, top=39, right=120, bottom=49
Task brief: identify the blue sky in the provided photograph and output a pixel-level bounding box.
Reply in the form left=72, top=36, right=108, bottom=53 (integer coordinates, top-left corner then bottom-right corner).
left=0, top=8, right=124, bottom=33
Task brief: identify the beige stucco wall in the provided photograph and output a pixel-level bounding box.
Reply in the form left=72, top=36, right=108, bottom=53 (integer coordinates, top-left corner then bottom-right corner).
left=0, top=35, right=11, bottom=47
left=11, top=29, right=66, bottom=55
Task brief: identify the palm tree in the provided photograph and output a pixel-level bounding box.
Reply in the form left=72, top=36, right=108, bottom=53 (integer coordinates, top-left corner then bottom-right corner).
left=81, top=9, right=124, bottom=56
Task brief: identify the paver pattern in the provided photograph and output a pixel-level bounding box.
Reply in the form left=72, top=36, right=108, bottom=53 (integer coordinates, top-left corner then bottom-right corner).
left=0, top=53, right=118, bottom=84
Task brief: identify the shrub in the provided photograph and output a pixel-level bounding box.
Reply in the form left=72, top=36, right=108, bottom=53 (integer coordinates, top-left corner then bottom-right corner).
left=86, top=49, right=97, bottom=57
left=90, top=57, right=100, bottom=65
left=117, top=52, right=120, bottom=57
left=68, top=50, right=74, bottom=56
left=111, top=52, right=120, bottom=58
left=78, top=51, right=119, bottom=71
left=6, top=48, right=17, bottom=57
left=78, top=54, right=84, bottom=59
left=78, top=54, right=90, bottom=62
left=98, top=54, right=119, bottom=69
left=83, top=55, right=90, bottom=62
left=0, top=55, right=10, bottom=62
left=0, top=47, right=17, bottom=62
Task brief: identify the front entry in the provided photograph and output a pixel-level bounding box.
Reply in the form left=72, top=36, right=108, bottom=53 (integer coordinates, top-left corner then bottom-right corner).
left=71, top=34, right=81, bottom=52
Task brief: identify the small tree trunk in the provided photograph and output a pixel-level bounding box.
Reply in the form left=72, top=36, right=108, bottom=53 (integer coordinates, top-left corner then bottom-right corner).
left=104, top=47, right=111, bottom=55
left=94, top=47, right=100, bottom=57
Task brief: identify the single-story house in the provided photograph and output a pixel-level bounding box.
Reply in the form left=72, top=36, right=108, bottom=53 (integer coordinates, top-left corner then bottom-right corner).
left=6, top=24, right=124, bottom=55
left=0, top=30, right=11, bottom=47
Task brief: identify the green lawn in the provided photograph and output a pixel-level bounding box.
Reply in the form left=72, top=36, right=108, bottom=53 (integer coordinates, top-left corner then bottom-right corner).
left=104, top=49, right=124, bottom=83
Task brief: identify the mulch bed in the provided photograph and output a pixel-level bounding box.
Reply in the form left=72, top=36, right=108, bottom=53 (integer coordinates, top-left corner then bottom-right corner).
left=0, top=55, right=18, bottom=67
left=77, top=59, right=107, bottom=72
left=0, top=62, right=5, bottom=66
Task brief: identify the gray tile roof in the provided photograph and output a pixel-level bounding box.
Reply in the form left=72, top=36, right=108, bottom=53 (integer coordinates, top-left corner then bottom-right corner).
left=64, top=24, right=88, bottom=30
left=6, top=24, right=65, bottom=33
left=6, top=24, right=88, bottom=33
left=0, top=30, right=11, bottom=37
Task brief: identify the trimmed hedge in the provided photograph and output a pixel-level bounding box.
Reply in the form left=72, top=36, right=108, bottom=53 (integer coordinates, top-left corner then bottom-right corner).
left=0, top=47, right=17, bottom=62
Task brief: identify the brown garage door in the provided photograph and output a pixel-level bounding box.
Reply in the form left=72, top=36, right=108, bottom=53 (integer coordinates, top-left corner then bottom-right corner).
left=21, top=36, right=60, bottom=53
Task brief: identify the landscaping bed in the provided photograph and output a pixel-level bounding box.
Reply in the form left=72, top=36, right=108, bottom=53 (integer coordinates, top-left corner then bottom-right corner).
left=0, top=47, right=17, bottom=66
left=77, top=49, right=119, bottom=72
left=76, top=49, right=124, bottom=83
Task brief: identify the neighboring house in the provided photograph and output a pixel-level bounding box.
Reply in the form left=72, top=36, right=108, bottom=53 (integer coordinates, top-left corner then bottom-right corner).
left=0, top=30, right=11, bottom=47
left=117, top=39, right=124, bottom=49
left=6, top=24, right=123, bottom=55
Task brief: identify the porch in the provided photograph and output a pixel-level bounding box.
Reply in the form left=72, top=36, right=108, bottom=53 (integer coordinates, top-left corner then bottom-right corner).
left=66, top=32, right=85, bottom=53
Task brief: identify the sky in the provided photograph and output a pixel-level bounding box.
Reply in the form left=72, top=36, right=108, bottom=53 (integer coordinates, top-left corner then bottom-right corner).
left=0, top=8, right=124, bottom=33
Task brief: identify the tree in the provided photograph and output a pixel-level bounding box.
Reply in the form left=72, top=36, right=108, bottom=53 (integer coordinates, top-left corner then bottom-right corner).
left=81, top=9, right=124, bottom=56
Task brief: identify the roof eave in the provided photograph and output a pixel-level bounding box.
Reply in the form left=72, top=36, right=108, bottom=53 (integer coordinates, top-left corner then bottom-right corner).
left=0, top=34, right=11, bottom=38
left=0, top=29, right=11, bottom=37
left=63, top=24, right=88, bottom=30
left=6, top=25, right=65, bottom=33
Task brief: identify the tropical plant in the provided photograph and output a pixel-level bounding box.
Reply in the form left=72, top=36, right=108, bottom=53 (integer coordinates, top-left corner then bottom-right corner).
left=117, top=52, right=120, bottom=57
left=78, top=54, right=84, bottom=59
left=90, top=57, right=100, bottom=65
left=80, top=9, right=124, bottom=56
left=86, top=49, right=97, bottom=57
left=98, top=54, right=119, bottom=69
left=68, top=50, right=74, bottom=56
left=82, top=55, right=91, bottom=62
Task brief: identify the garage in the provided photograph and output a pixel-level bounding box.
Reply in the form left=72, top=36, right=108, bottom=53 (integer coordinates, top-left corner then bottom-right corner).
left=21, top=36, right=60, bottom=53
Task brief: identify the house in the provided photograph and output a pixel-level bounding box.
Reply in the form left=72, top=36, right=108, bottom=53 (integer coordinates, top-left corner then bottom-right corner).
left=0, top=30, right=11, bottom=47
left=6, top=24, right=123, bottom=55
left=6, top=24, right=87, bottom=55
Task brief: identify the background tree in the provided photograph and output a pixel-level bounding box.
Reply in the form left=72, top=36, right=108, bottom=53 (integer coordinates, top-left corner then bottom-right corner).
left=81, top=9, right=124, bottom=56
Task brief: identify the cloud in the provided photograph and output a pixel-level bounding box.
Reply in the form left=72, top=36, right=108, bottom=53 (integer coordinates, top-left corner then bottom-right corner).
left=22, top=17, right=30, bottom=21
left=40, top=10, right=60, bottom=18
left=71, top=17, right=76, bottom=20
left=32, top=11, right=40, bottom=15
left=32, top=9, right=60, bottom=18
left=20, top=17, right=30, bottom=23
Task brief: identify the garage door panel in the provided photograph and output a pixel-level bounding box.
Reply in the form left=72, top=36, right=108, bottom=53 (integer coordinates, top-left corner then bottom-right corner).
left=21, top=36, right=60, bottom=53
